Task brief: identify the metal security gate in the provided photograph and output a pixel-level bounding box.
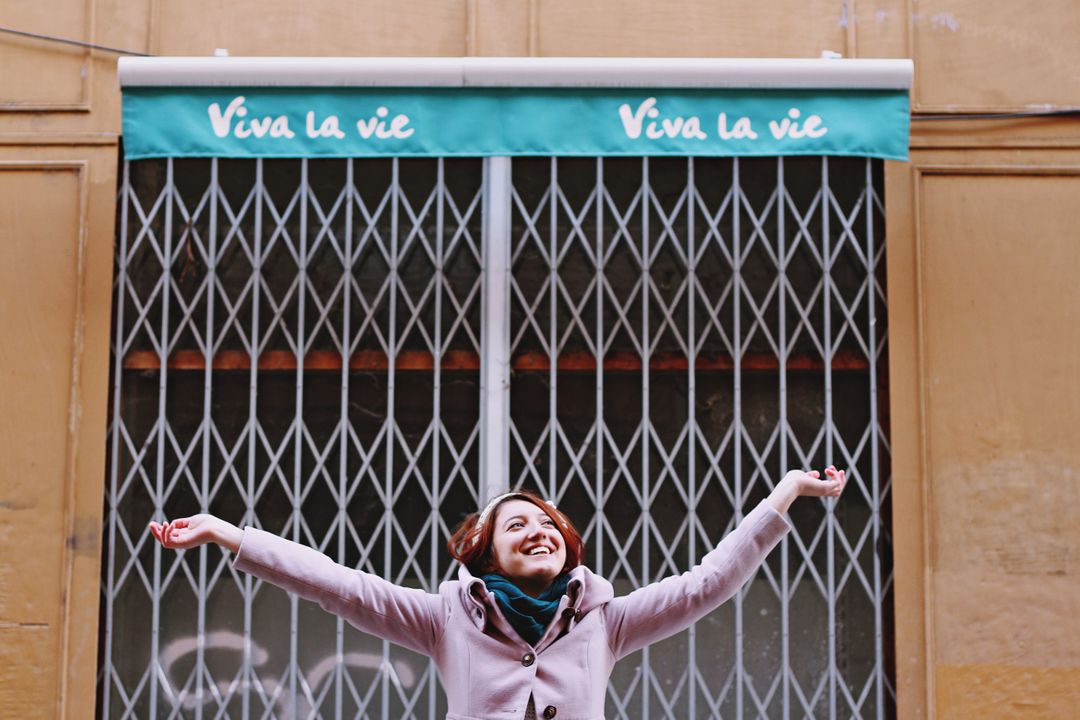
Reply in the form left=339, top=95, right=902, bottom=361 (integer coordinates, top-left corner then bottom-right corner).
left=100, top=155, right=893, bottom=719
left=504, top=157, right=892, bottom=719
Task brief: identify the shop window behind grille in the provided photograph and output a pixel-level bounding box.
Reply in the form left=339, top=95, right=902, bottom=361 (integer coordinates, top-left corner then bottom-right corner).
left=508, top=157, right=892, bottom=719
left=101, top=157, right=485, bottom=719
left=100, top=155, right=893, bottom=719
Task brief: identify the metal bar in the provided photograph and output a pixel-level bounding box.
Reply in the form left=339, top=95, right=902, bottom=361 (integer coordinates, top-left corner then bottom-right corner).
left=195, top=157, right=219, bottom=720
left=686, top=156, right=697, bottom=720
left=549, top=158, right=558, bottom=500
left=291, top=158, right=309, bottom=717
left=431, top=156, right=445, bottom=720
left=102, top=160, right=132, bottom=720
left=594, top=158, right=605, bottom=576
left=383, top=157, right=400, bottom=720
left=337, top=158, right=355, bottom=720
left=823, top=156, right=837, bottom=720
left=867, top=157, right=884, bottom=720
left=241, top=158, right=264, bottom=720
left=640, top=156, right=651, bottom=720
left=778, top=156, right=791, bottom=720
left=149, top=157, right=174, bottom=719
left=732, top=155, right=744, bottom=720
left=480, top=157, right=512, bottom=502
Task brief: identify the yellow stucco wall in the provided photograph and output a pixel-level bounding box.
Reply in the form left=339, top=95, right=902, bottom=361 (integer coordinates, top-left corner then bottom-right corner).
left=1, top=1, right=1078, bottom=716
left=887, top=153, right=1080, bottom=717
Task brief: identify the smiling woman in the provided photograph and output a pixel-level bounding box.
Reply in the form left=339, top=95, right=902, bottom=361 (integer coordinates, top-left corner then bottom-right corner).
left=149, top=468, right=844, bottom=720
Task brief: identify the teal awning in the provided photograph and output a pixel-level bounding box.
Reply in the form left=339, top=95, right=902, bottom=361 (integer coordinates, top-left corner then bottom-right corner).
left=119, top=57, right=913, bottom=161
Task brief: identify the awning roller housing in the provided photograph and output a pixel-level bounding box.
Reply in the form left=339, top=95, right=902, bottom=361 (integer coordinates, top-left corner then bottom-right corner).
left=119, top=56, right=913, bottom=89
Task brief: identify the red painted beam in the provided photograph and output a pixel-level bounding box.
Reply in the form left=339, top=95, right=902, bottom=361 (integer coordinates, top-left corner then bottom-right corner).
left=123, top=348, right=872, bottom=372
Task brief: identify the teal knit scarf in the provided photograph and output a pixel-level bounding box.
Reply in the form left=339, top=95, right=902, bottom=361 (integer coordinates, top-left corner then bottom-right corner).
left=480, top=573, right=571, bottom=646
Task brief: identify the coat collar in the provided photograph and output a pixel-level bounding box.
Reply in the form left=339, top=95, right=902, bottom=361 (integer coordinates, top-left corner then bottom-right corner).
left=457, top=563, right=614, bottom=631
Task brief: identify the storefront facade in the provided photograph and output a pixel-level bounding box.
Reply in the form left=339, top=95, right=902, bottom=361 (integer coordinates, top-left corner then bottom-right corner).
left=94, top=57, right=907, bottom=719
left=1, top=3, right=1078, bottom=718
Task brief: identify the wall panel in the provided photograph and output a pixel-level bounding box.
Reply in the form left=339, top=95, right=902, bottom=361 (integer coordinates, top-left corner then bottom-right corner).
left=0, top=0, right=93, bottom=109
left=908, top=0, right=1080, bottom=111
left=891, top=163, right=1080, bottom=718
left=0, top=149, right=117, bottom=719
left=845, top=0, right=909, bottom=59
left=535, top=0, right=848, bottom=57
left=472, top=0, right=530, bottom=56
left=150, top=0, right=468, bottom=56
left=0, top=164, right=84, bottom=717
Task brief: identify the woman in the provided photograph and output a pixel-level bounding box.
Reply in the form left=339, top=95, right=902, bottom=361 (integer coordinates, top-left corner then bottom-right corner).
left=150, top=466, right=845, bottom=720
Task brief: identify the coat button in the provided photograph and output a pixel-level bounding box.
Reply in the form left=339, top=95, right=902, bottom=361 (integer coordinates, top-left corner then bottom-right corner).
left=543, top=706, right=557, bottom=718
left=521, top=652, right=535, bottom=667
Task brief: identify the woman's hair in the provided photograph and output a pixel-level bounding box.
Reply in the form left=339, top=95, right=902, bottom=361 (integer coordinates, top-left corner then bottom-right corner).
left=447, top=490, right=586, bottom=575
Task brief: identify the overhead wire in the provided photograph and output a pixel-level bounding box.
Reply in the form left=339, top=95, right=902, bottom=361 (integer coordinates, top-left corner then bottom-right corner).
left=912, top=108, right=1080, bottom=121
left=0, top=25, right=153, bottom=57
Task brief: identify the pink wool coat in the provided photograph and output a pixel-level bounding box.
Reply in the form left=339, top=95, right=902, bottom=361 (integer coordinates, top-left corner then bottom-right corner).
left=232, top=499, right=791, bottom=720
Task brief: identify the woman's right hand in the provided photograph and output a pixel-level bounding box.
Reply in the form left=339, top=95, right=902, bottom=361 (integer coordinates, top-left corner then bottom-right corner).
left=149, top=514, right=243, bottom=554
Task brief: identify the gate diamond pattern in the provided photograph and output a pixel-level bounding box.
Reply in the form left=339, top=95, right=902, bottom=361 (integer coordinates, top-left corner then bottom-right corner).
left=103, top=158, right=484, bottom=719
left=101, top=155, right=892, bottom=719
left=507, top=157, right=892, bottom=719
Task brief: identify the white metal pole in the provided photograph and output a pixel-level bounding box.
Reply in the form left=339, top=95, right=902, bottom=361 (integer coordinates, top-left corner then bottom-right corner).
left=480, top=156, right=512, bottom=503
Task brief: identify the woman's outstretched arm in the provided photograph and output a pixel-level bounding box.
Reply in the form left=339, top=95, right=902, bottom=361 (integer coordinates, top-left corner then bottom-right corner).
left=148, top=516, right=444, bottom=656
left=604, top=466, right=846, bottom=660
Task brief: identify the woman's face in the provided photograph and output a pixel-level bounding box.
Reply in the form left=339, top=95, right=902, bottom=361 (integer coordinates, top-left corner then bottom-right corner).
left=489, top=499, right=567, bottom=596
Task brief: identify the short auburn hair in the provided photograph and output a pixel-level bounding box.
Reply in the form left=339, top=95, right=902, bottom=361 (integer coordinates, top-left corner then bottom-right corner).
left=447, top=490, right=585, bottom=576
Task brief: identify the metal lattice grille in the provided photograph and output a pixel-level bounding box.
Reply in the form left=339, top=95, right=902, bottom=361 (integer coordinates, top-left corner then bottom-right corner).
left=507, top=157, right=892, bottom=719
left=101, top=155, right=892, bottom=719
left=102, top=158, right=484, bottom=719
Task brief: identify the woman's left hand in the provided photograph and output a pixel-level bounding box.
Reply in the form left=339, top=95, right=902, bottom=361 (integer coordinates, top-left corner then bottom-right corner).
left=768, top=466, right=846, bottom=514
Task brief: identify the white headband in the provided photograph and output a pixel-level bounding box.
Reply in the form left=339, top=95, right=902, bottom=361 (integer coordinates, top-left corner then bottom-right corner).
left=475, top=492, right=560, bottom=530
